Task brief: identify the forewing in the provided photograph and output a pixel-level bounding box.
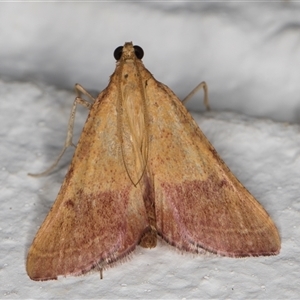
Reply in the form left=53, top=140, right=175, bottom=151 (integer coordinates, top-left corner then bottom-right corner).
left=145, top=77, right=280, bottom=257
left=26, top=86, right=149, bottom=281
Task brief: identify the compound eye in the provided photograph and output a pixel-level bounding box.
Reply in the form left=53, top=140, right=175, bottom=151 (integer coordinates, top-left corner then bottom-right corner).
left=134, top=45, right=144, bottom=59
left=113, top=46, right=123, bottom=60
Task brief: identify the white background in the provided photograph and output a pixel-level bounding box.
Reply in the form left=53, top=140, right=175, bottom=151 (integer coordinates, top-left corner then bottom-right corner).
left=1, top=2, right=300, bottom=299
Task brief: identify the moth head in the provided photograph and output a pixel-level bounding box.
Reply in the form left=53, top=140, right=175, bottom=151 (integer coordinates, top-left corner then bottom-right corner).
left=114, top=43, right=144, bottom=61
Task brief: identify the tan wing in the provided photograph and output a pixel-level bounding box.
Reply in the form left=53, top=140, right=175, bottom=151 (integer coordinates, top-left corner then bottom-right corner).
left=26, top=85, right=149, bottom=281
left=144, top=77, right=280, bottom=257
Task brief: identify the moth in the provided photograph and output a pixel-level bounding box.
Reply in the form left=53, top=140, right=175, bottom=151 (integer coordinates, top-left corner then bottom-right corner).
left=26, top=42, right=280, bottom=281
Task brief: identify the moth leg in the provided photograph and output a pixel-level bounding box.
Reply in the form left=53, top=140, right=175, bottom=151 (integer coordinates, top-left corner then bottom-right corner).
left=74, top=83, right=96, bottom=104
left=182, top=81, right=209, bottom=110
left=28, top=85, right=94, bottom=177
left=95, top=261, right=104, bottom=280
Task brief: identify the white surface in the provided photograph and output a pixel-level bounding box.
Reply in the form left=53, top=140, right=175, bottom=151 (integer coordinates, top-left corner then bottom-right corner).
left=0, top=2, right=300, bottom=299
left=0, top=2, right=300, bottom=123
